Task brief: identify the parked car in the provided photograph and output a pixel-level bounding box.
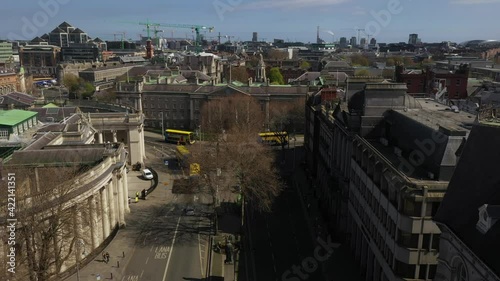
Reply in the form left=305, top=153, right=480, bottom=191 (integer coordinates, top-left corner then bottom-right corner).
left=184, top=206, right=195, bottom=216
left=141, top=169, right=153, bottom=180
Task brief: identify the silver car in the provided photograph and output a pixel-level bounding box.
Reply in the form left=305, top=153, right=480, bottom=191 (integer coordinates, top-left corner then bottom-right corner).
left=184, top=206, right=195, bottom=216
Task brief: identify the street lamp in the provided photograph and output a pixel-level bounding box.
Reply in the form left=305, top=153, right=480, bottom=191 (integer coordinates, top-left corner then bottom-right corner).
left=160, top=112, right=164, bottom=135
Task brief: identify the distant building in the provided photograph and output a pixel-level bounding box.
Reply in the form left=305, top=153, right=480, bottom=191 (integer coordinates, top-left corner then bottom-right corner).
left=19, top=44, right=61, bottom=77
left=252, top=32, right=258, bottom=42
left=370, top=38, right=377, bottom=45
left=0, top=41, right=13, bottom=65
left=61, top=43, right=100, bottom=62
left=396, top=64, right=470, bottom=100
left=340, top=37, right=348, bottom=48
left=0, top=109, right=37, bottom=139
left=350, top=36, right=357, bottom=47
left=409, top=34, right=419, bottom=45
left=360, top=38, right=367, bottom=47
left=0, top=70, right=19, bottom=95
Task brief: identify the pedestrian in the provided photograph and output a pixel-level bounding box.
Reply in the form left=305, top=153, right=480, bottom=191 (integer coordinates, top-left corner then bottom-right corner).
left=128, top=197, right=131, bottom=205
left=136, top=191, right=140, bottom=198
left=105, top=252, right=110, bottom=263
left=135, top=196, right=139, bottom=203
left=102, top=252, right=107, bottom=263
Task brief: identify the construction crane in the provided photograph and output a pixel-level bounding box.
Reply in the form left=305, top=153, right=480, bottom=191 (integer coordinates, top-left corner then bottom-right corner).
left=113, top=32, right=126, bottom=49
left=134, top=19, right=161, bottom=39
left=144, top=26, right=164, bottom=47
left=355, top=28, right=365, bottom=46
left=224, top=35, right=235, bottom=43
left=362, top=30, right=372, bottom=46
left=156, top=23, right=214, bottom=53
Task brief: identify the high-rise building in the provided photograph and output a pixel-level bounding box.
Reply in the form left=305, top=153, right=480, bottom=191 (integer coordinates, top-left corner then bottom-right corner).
left=252, top=32, right=258, bottom=42
left=350, top=36, right=357, bottom=47
left=408, top=33, right=419, bottom=45
left=370, top=38, right=377, bottom=45
left=339, top=37, right=347, bottom=48
left=360, top=38, right=367, bottom=47
left=0, top=41, right=13, bottom=65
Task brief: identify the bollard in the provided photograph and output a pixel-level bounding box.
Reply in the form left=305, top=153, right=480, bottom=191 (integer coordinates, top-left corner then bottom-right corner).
left=122, top=251, right=125, bottom=258
left=110, top=273, right=113, bottom=279
left=117, top=261, right=120, bottom=268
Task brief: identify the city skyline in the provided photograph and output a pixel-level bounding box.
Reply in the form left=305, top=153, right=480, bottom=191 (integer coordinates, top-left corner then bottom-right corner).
left=1, top=0, right=500, bottom=44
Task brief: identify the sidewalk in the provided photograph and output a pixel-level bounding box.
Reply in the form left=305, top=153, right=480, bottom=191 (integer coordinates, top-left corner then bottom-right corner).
left=64, top=168, right=177, bottom=281
left=210, top=209, right=243, bottom=281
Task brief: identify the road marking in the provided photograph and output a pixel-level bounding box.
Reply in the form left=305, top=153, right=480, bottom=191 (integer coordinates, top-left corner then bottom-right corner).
left=145, top=257, right=149, bottom=264
left=162, top=215, right=181, bottom=281
left=150, top=246, right=153, bottom=252
left=140, top=270, right=144, bottom=278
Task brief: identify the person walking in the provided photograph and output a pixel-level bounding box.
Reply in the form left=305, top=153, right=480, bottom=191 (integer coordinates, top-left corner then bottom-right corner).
left=102, top=252, right=107, bottom=264
left=104, top=252, right=110, bottom=263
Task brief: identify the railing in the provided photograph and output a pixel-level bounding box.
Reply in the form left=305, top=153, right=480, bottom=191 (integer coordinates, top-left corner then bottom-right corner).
left=67, top=100, right=137, bottom=113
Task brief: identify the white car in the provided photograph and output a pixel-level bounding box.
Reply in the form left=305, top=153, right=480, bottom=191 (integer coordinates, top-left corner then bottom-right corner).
left=141, top=169, right=153, bottom=180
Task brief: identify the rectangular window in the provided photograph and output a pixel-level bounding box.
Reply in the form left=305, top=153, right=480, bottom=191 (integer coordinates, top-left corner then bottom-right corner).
left=173, top=104, right=176, bottom=109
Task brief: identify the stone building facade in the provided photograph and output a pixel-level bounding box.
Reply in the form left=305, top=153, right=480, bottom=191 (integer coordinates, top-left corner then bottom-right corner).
left=305, top=82, right=476, bottom=280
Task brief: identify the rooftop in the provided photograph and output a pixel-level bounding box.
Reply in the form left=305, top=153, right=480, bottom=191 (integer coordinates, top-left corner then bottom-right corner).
left=0, top=110, right=37, bottom=126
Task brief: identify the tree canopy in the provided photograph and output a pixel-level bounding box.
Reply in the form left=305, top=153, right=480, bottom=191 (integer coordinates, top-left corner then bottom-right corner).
left=62, top=74, right=95, bottom=100
left=268, top=67, right=285, bottom=85
left=192, top=95, right=283, bottom=212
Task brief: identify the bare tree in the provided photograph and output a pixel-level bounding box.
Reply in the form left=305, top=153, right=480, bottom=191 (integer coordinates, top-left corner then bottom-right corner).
left=191, top=95, right=283, bottom=212
left=268, top=98, right=306, bottom=153
left=2, top=164, right=89, bottom=281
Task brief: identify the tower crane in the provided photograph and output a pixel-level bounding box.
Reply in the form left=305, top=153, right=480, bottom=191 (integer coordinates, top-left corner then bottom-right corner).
left=355, top=28, right=365, bottom=46
left=144, top=26, right=164, bottom=47
left=156, top=23, right=214, bottom=53
left=138, top=19, right=161, bottom=39
left=113, top=32, right=126, bottom=49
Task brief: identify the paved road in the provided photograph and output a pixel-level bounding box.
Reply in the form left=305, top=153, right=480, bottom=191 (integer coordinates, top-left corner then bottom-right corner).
left=119, top=133, right=212, bottom=281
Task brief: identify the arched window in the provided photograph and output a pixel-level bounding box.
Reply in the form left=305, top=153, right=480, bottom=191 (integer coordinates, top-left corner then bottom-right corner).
left=453, top=258, right=468, bottom=281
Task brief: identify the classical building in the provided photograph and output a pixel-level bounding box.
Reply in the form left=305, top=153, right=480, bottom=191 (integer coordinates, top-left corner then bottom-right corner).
left=305, top=81, right=476, bottom=280
left=115, top=81, right=309, bottom=130
left=433, top=120, right=500, bottom=281
left=0, top=41, right=13, bottom=65
left=0, top=113, right=130, bottom=280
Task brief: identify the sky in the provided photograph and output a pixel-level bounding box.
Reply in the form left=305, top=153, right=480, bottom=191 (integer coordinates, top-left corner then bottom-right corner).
left=1, top=0, right=499, bottom=44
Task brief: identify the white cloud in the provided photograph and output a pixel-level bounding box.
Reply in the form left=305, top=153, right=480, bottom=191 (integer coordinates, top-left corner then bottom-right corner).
left=238, top=0, right=348, bottom=10
left=451, top=0, right=500, bottom=4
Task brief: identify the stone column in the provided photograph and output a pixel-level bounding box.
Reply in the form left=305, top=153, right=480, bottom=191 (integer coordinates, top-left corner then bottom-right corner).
left=98, top=132, right=104, bottom=144
left=88, top=195, right=99, bottom=248
left=107, top=180, right=117, bottom=230
left=112, top=130, right=118, bottom=143
left=116, top=173, right=125, bottom=226
left=123, top=169, right=130, bottom=213
left=73, top=206, right=83, bottom=262
left=100, top=186, right=110, bottom=238
left=190, top=99, right=194, bottom=123
left=265, top=99, right=270, bottom=128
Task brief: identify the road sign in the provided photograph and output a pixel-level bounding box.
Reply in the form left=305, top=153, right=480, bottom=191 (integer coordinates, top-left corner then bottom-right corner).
left=164, top=160, right=169, bottom=166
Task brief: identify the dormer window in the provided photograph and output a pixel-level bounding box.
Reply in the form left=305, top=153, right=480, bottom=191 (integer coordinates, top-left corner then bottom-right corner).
left=476, top=204, right=500, bottom=234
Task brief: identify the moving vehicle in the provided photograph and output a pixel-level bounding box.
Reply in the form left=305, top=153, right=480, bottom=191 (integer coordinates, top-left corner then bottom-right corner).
left=258, top=131, right=289, bottom=145
left=165, top=129, right=195, bottom=145
left=141, top=169, right=153, bottom=180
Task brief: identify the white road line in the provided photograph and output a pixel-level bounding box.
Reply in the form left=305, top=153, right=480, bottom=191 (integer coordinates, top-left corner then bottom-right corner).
left=145, top=257, right=149, bottom=264
left=150, top=246, right=153, bottom=252
left=140, top=270, right=144, bottom=278
left=162, top=215, right=181, bottom=281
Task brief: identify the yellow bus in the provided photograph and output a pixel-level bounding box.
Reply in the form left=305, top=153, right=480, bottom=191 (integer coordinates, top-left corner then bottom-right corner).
left=258, top=131, right=289, bottom=145
left=165, top=129, right=195, bottom=145
left=176, top=145, right=191, bottom=167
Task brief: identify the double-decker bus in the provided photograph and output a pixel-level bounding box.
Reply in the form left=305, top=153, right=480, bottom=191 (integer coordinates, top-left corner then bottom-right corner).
left=165, top=129, right=196, bottom=145
left=258, top=131, right=289, bottom=145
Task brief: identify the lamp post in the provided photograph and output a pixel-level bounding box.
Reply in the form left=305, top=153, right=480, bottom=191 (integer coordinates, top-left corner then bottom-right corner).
left=160, top=112, right=164, bottom=135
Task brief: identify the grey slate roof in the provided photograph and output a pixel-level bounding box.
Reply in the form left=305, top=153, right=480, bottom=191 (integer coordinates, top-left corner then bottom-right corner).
left=434, top=123, right=500, bottom=277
